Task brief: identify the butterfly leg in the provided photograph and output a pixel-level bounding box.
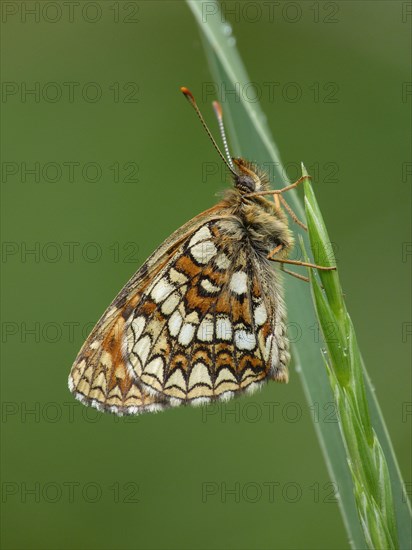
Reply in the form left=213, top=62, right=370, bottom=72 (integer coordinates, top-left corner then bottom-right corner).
left=267, top=244, right=283, bottom=260
left=278, top=195, right=307, bottom=231
left=267, top=244, right=336, bottom=271
left=280, top=264, right=310, bottom=283
left=273, top=193, right=281, bottom=211
left=245, top=175, right=309, bottom=199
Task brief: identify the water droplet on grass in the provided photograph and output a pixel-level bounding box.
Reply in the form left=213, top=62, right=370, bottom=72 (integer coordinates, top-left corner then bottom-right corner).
left=222, top=23, right=232, bottom=36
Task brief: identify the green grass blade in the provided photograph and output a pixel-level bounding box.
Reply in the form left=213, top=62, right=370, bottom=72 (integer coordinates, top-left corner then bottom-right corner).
left=186, top=1, right=411, bottom=548
left=302, top=176, right=407, bottom=548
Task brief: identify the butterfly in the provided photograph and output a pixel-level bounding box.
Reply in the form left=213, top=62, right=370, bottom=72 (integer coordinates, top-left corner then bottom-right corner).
left=68, top=87, right=335, bottom=416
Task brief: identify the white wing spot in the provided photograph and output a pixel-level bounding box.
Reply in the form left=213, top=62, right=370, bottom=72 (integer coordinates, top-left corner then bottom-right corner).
left=165, top=369, right=186, bottom=390
left=216, top=316, right=232, bottom=341
left=178, top=323, right=196, bottom=346
left=215, top=253, right=231, bottom=270
left=134, top=334, right=152, bottom=365
left=200, top=278, right=221, bottom=294
left=271, top=336, right=279, bottom=368
left=151, top=278, right=174, bottom=304
left=185, top=311, right=199, bottom=324
left=161, top=292, right=180, bottom=315
left=254, top=302, right=267, bottom=326
left=189, top=225, right=212, bottom=247
left=190, top=241, right=217, bottom=264
left=229, top=271, right=248, bottom=294
left=188, top=362, right=212, bottom=389
left=168, top=268, right=188, bottom=285
left=144, top=357, right=165, bottom=383
left=275, top=322, right=283, bottom=338
left=131, top=316, right=146, bottom=340
left=197, top=315, right=214, bottom=342
left=101, top=351, right=112, bottom=368
left=235, top=329, right=256, bottom=351
left=93, top=371, right=107, bottom=392
left=215, top=367, right=237, bottom=386
left=168, top=310, right=183, bottom=337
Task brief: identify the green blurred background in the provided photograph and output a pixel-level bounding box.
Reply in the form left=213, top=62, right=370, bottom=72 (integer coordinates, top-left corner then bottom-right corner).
left=1, top=1, right=410, bottom=549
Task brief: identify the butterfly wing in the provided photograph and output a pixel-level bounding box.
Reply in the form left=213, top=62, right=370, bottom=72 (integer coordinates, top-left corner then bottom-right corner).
left=123, top=217, right=290, bottom=406
left=69, top=208, right=290, bottom=415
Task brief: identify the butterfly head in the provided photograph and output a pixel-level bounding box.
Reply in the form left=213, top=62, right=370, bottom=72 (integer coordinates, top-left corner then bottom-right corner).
left=232, top=157, right=269, bottom=194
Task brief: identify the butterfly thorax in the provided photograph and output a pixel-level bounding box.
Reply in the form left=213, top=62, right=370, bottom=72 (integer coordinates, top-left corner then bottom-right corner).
left=218, top=158, right=294, bottom=259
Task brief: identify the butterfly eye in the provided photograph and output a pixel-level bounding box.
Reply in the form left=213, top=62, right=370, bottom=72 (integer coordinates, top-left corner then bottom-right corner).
left=236, top=175, right=256, bottom=193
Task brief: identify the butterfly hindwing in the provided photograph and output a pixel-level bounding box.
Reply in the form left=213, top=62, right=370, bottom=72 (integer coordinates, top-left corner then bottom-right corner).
left=124, top=218, right=290, bottom=405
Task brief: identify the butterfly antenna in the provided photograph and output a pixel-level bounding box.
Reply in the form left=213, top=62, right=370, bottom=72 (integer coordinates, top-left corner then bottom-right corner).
left=181, top=87, right=237, bottom=177
left=212, top=100, right=234, bottom=171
